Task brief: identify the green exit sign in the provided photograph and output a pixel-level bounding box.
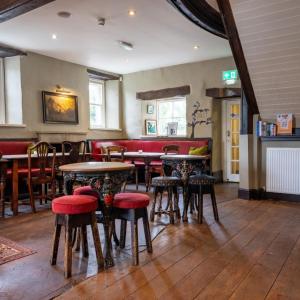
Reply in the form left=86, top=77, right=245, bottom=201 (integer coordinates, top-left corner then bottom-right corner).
left=222, top=70, right=238, bottom=81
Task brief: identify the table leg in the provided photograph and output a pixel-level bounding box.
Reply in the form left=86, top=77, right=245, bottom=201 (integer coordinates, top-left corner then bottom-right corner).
left=144, top=159, right=151, bottom=192
left=12, top=159, right=19, bottom=216
left=182, top=183, right=189, bottom=222
left=103, top=217, right=114, bottom=268
left=0, top=174, right=5, bottom=218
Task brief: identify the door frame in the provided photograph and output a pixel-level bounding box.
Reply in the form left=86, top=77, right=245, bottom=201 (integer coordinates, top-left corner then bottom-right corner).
left=222, top=98, right=241, bottom=182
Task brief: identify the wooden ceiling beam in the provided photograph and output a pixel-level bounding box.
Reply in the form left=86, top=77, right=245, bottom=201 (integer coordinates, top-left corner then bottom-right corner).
left=0, top=0, right=55, bottom=23
left=0, top=44, right=26, bottom=57
left=216, top=0, right=259, bottom=114
left=167, top=0, right=227, bottom=39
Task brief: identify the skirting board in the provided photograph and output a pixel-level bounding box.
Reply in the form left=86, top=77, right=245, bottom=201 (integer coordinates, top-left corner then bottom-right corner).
left=238, top=188, right=300, bottom=202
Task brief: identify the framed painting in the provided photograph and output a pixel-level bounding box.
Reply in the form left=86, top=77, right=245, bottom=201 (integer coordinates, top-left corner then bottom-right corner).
left=145, top=120, right=157, bottom=136
left=42, top=91, right=79, bottom=124
left=147, top=104, right=154, bottom=114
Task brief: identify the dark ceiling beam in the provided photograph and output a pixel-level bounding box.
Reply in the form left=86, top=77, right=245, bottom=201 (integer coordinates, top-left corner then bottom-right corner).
left=216, top=0, right=259, bottom=114
left=167, top=0, right=227, bottom=39
left=0, top=0, right=55, bottom=23
left=206, top=87, right=241, bottom=99
left=0, top=44, right=26, bottom=57
left=137, top=85, right=190, bottom=100
left=87, top=69, right=120, bottom=81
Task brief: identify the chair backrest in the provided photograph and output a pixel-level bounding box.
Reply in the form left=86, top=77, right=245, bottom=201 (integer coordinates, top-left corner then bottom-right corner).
left=105, top=145, right=126, bottom=162
left=27, top=142, right=56, bottom=180
left=163, top=144, right=180, bottom=154
left=62, top=141, right=86, bottom=164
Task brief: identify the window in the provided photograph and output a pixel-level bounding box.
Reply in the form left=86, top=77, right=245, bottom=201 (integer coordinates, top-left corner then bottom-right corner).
left=157, top=97, right=186, bottom=136
left=89, top=78, right=105, bottom=128
left=0, top=57, right=23, bottom=125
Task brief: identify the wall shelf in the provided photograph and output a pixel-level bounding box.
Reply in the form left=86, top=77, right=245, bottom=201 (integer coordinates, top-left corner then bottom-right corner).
left=260, top=135, right=300, bottom=142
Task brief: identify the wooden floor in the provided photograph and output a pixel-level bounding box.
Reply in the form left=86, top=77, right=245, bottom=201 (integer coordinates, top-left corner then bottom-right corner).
left=1, top=184, right=300, bottom=300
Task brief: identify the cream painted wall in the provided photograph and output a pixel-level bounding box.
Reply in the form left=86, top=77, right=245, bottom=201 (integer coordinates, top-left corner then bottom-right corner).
left=0, top=52, right=124, bottom=141
left=122, top=57, right=240, bottom=173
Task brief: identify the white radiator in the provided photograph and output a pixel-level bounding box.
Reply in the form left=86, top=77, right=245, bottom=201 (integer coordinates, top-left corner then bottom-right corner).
left=266, top=148, right=300, bottom=194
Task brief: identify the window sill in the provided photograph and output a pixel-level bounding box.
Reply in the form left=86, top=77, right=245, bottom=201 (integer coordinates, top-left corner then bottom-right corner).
left=0, top=124, right=26, bottom=128
left=89, top=128, right=123, bottom=132
left=140, top=135, right=188, bottom=139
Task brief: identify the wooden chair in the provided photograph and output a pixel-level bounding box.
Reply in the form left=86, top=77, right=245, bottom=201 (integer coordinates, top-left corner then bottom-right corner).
left=105, top=146, right=138, bottom=191
left=57, top=141, right=87, bottom=193
left=27, top=142, right=56, bottom=213
left=0, top=152, right=7, bottom=217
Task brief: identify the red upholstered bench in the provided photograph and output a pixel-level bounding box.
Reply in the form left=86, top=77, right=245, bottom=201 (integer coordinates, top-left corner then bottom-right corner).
left=50, top=195, right=104, bottom=278
left=113, top=192, right=152, bottom=265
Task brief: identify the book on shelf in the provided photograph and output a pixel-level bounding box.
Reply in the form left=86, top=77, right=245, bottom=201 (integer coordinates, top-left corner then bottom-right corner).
left=256, top=121, right=277, bottom=137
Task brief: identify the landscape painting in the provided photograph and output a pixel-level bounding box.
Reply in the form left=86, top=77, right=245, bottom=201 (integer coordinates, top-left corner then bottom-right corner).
left=42, top=91, right=78, bottom=124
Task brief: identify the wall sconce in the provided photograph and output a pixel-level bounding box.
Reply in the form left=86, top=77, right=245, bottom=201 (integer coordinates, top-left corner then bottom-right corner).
left=55, top=84, right=71, bottom=94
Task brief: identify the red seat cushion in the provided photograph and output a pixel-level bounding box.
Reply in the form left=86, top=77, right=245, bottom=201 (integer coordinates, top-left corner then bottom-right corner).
left=52, top=195, right=98, bottom=215
left=73, top=186, right=99, bottom=198
left=150, top=160, right=162, bottom=167
left=113, top=193, right=150, bottom=209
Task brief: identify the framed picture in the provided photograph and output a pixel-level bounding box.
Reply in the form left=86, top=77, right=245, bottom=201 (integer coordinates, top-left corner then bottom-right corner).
left=42, top=91, right=79, bottom=124
left=145, top=120, right=157, bottom=136
left=276, top=113, right=293, bottom=135
left=147, top=104, right=154, bottom=114
left=167, top=122, right=178, bottom=136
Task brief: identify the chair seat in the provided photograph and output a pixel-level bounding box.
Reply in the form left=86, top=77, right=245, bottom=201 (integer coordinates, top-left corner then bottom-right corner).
left=134, top=161, right=145, bottom=166
left=73, top=186, right=99, bottom=198
left=7, top=168, right=52, bottom=176
left=113, top=193, right=150, bottom=209
left=52, top=195, right=98, bottom=215
left=189, top=175, right=216, bottom=185
left=149, top=160, right=162, bottom=167
left=152, top=176, right=182, bottom=187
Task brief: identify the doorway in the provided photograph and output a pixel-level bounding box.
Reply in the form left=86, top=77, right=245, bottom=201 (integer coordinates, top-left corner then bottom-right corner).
left=223, top=99, right=240, bottom=182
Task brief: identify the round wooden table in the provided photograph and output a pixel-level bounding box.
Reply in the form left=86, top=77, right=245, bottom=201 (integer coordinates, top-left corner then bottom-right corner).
left=59, top=161, right=135, bottom=267
left=160, top=154, right=210, bottom=222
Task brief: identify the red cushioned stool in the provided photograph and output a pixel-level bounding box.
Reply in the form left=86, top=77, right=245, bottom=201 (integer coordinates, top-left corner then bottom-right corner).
left=113, top=193, right=152, bottom=265
left=73, top=185, right=99, bottom=198
left=50, top=195, right=104, bottom=278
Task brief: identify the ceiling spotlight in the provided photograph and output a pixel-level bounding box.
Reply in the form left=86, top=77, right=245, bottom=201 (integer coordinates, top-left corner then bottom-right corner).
left=193, top=45, right=199, bottom=50
left=118, top=40, right=133, bottom=51
left=52, top=33, right=57, bottom=40
left=98, top=17, right=106, bottom=26
left=57, top=11, right=71, bottom=18
left=128, top=9, right=136, bottom=16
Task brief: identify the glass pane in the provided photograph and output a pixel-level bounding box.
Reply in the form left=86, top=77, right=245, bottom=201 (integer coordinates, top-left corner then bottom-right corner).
left=158, top=118, right=172, bottom=136
left=158, top=102, right=172, bottom=119
left=231, top=119, right=240, bottom=133
left=90, top=104, right=104, bottom=128
left=173, top=118, right=186, bottom=136
left=89, top=81, right=103, bottom=105
left=232, top=133, right=239, bottom=146
left=231, top=161, right=239, bottom=174
left=173, top=100, right=186, bottom=118
left=231, top=147, right=239, bottom=161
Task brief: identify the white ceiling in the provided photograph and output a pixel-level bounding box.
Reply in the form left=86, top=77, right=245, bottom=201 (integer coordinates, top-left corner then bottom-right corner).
left=0, top=0, right=231, bottom=74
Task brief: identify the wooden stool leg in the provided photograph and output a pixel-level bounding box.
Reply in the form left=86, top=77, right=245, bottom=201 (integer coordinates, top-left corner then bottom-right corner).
left=0, top=181, right=5, bottom=218
left=211, top=185, right=219, bottom=222
left=91, top=213, right=105, bottom=271
left=81, top=225, right=89, bottom=258
left=50, top=218, right=61, bottom=265
left=112, top=220, right=120, bottom=246
left=135, top=168, right=139, bottom=191
left=27, top=181, right=36, bottom=213
left=64, top=216, right=73, bottom=278
left=75, top=228, right=81, bottom=252
left=173, top=187, right=180, bottom=219
left=198, top=185, right=203, bottom=224
left=168, top=187, right=174, bottom=224
left=142, top=209, right=153, bottom=253
left=130, top=212, right=139, bottom=265
left=150, top=188, right=158, bottom=222
left=158, top=191, right=163, bottom=216
left=120, top=219, right=127, bottom=249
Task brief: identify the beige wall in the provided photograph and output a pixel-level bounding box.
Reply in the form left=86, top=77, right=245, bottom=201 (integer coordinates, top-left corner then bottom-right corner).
left=122, top=57, right=240, bottom=172
left=0, top=52, right=124, bottom=141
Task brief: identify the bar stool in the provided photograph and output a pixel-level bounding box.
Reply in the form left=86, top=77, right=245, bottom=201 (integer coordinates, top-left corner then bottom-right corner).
left=113, top=192, right=152, bottom=265
left=188, top=175, right=219, bottom=224
left=151, top=176, right=181, bottom=224
left=50, top=195, right=104, bottom=278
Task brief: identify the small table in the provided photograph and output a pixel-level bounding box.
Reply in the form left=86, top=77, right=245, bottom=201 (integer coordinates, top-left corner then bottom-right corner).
left=107, top=152, right=166, bottom=192
left=160, top=154, right=210, bottom=222
left=59, top=161, right=134, bottom=267
left=0, top=159, right=8, bottom=217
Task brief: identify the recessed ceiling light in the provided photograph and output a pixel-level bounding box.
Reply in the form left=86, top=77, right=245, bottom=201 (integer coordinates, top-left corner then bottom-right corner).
left=128, top=9, right=136, bottom=16
left=118, top=40, right=134, bottom=51
left=52, top=33, right=57, bottom=40
left=193, top=45, right=199, bottom=50
left=57, top=11, right=71, bottom=18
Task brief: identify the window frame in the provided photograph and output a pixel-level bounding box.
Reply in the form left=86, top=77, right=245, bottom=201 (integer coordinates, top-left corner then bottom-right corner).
left=89, top=78, right=106, bottom=129
left=0, top=58, right=6, bottom=124
left=156, top=97, right=187, bottom=137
